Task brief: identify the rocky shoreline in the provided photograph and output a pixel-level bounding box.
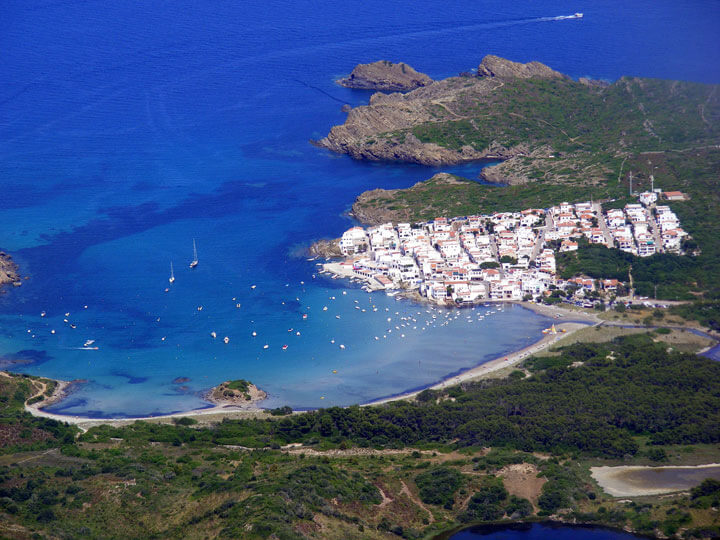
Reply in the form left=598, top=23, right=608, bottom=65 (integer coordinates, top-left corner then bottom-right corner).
left=0, top=251, right=22, bottom=290
left=308, top=238, right=343, bottom=258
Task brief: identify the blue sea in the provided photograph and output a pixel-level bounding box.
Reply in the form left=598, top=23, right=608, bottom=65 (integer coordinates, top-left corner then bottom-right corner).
left=1, top=1, right=719, bottom=418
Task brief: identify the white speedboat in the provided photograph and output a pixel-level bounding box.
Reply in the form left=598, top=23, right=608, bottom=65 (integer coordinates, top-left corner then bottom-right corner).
left=574, top=12, right=583, bottom=18
left=189, top=239, right=199, bottom=269
left=169, top=261, right=175, bottom=283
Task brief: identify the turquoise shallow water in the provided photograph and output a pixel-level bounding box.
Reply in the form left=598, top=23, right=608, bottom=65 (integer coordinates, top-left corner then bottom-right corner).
left=1, top=0, right=718, bottom=417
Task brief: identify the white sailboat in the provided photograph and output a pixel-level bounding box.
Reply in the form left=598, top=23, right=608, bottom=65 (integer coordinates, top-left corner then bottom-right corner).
left=189, top=239, right=198, bottom=268
left=169, top=262, right=175, bottom=283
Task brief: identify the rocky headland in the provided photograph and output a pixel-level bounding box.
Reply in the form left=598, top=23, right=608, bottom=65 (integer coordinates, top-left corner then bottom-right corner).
left=351, top=172, right=465, bottom=225
left=0, top=251, right=21, bottom=290
left=338, top=60, right=433, bottom=92
left=318, top=55, right=568, bottom=169
left=318, top=54, right=720, bottom=187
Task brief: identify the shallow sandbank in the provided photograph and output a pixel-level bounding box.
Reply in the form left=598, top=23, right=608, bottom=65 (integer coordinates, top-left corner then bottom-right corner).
left=591, top=464, right=720, bottom=497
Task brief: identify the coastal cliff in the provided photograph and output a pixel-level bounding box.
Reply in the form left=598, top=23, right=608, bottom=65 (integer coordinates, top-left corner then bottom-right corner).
left=0, top=251, right=21, bottom=289
left=338, top=60, right=432, bottom=92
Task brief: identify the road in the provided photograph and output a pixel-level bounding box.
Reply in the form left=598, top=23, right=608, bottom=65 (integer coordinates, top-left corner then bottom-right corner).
left=593, top=202, right=614, bottom=247
left=646, top=204, right=664, bottom=253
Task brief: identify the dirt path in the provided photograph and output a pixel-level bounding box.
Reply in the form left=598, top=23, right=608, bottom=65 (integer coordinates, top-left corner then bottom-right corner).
left=400, top=480, right=434, bottom=524
left=283, top=446, right=433, bottom=457
left=376, top=484, right=394, bottom=508
left=25, top=379, right=47, bottom=405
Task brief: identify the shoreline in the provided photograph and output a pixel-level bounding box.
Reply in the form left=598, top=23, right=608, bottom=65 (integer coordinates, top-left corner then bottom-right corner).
left=364, top=319, right=590, bottom=406
left=24, top=300, right=711, bottom=426
left=20, top=302, right=595, bottom=426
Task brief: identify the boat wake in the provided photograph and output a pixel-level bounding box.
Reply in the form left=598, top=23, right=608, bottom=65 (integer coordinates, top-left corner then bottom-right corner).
left=550, top=13, right=584, bottom=21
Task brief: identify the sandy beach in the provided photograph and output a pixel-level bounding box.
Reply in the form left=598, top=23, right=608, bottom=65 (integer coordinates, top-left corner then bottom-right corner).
left=24, top=379, right=270, bottom=429
left=21, top=301, right=598, bottom=426
left=365, top=320, right=589, bottom=406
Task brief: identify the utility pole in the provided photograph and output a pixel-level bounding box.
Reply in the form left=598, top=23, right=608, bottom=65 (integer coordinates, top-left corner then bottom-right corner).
left=629, top=171, right=633, bottom=196
left=650, top=174, right=654, bottom=192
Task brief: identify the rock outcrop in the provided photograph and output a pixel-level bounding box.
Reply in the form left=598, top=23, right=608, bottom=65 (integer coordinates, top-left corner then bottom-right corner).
left=309, top=238, right=342, bottom=258
left=0, top=252, right=21, bottom=290
left=206, top=380, right=267, bottom=408
left=338, top=61, right=433, bottom=92
left=476, top=55, right=567, bottom=80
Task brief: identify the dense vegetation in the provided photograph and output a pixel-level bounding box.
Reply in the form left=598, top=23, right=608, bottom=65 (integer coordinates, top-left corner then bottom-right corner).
left=411, top=77, right=720, bottom=158
left=1, top=333, right=720, bottom=538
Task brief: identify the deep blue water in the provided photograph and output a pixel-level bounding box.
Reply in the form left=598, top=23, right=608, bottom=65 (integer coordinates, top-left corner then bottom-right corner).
left=447, top=523, right=648, bottom=540
left=1, top=1, right=718, bottom=417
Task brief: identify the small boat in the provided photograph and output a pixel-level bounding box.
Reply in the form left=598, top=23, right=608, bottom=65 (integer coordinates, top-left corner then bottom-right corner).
left=169, top=262, right=175, bottom=284
left=197, top=306, right=203, bottom=311
left=223, top=336, right=229, bottom=344
left=211, top=332, right=217, bottom=339
left=296, top=331, right=300, bottom=336
left=189, top=239, right=199, bottom=269
left=251, top=284, right=256, bottom=289
left=236, top=303, right=241, bottom=308
left=263, top=344, right=269, bottom=349
left=282, top=344, right=288, bottom=350
left=574, top=12, right=583, bottom=18
left=84, top=339, right=95, bottom=347
left=302, top=314, right=308, bottom=319
left=40, top=311, right=46, bottom=317
left=339, top=344, right=345, bottom=349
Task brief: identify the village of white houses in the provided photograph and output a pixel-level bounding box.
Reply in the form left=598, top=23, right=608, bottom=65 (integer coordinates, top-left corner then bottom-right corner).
left=324, top=190, right=690, bottom=306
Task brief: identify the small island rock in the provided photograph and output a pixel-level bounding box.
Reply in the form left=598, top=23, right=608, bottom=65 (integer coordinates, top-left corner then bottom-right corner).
left=338, top=60, right=433, bottom=92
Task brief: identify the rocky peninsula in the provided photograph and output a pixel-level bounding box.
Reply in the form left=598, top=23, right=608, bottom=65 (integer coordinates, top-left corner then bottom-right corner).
left=338, top=60, right=432, bottom=92
left=318, top=55, right=567, bottom=168
left=318, top=54, right=720, bottom=188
